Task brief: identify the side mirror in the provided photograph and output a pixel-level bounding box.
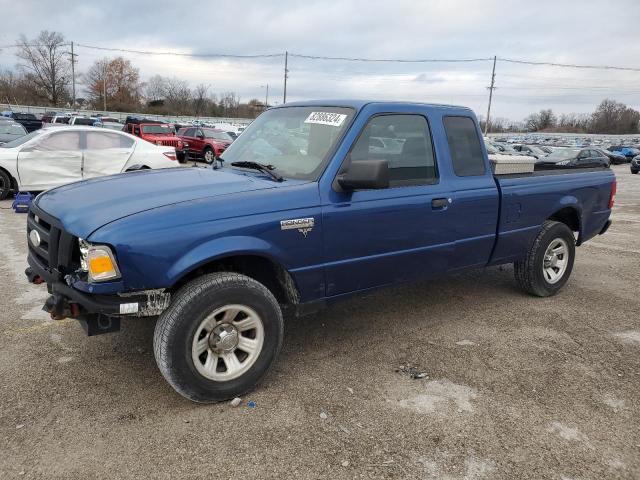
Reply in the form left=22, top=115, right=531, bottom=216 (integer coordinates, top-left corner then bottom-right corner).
left=337, top=159, right=389, bottom=190
left=197, top=134, right=205, bottom=139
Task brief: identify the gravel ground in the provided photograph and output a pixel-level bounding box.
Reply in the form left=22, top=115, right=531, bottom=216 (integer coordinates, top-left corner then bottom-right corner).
left=0, top=165, right=638, bottom=480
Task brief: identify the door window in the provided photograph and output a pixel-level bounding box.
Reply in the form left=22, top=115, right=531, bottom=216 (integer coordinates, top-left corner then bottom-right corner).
left=32, top=131, right=82, bottom=151
left=444, top=116, right=486, bottom=176
left=184, top=128, right=195, bottom=137
left=86, top=131, right=134, bottom=149
left=350, top=114, right=437, bottom=187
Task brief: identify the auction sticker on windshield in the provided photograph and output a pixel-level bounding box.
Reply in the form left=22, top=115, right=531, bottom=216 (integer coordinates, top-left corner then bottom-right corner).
left=304, top=112, right=347, bottom=127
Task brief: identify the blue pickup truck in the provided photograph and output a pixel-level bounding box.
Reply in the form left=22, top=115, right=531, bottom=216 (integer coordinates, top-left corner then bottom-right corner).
left=25, top=100, right=615, bottom=402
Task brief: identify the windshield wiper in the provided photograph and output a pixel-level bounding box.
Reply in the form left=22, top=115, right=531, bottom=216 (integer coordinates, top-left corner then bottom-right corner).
left=229, top=161, right=284, bottom=182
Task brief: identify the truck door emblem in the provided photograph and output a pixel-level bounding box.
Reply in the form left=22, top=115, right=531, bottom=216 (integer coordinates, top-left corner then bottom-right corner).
left=280, top=218, right=314, bottom=238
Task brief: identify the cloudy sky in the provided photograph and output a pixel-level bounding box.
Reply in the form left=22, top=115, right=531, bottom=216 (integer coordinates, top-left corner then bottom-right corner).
left=2, top=0, right=640, bottom=120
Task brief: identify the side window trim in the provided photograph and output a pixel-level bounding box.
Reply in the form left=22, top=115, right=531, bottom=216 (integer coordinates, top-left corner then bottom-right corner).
left=333, top=112, right=439, bottom=191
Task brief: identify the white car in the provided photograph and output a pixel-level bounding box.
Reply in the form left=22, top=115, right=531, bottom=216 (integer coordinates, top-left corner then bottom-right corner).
left=0, top=126, right=180, bottom=199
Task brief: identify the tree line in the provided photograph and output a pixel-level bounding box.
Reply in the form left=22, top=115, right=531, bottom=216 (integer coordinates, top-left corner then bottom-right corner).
left=483, top=99, right=640, bottom=135
left=0, top=30, right=267, bottom=118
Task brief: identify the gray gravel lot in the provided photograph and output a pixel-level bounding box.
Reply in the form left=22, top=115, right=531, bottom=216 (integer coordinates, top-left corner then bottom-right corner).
left=0, top=165, right=639, bottom=479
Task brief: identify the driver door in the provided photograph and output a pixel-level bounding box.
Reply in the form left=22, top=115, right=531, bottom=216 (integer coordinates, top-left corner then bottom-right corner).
left=17, top=130, right=83, bottom=191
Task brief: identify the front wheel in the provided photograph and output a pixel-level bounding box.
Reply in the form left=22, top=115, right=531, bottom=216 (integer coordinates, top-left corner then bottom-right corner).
left=0, top=169, right=12, bottom=200
left=514, top=220, right=576, bottom=297
left=153, top=272, right=284, bottom=403
left=203, top=147, right=215, bottom=164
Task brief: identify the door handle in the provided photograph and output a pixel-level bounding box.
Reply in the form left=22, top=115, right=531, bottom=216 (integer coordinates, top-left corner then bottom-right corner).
left=431, top=197, right=450, bottom=210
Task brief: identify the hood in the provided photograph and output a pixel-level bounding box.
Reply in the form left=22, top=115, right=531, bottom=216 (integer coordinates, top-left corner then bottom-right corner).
left=36, top=167, right=277, bottom=238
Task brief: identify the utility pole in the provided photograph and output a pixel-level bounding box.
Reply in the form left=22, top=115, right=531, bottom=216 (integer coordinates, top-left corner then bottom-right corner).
left=103, top=62, right=107, bottom=112
left=69, top=41, right=77, bottom=109
left=283, top=51, right=288, bottom=104
left=484, top=55, right=497, bottom=136
left=265, top=84, right=269, bottom=108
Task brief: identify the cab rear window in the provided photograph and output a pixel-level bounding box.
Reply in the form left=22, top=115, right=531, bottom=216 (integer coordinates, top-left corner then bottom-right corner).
left=443, top=116, right=486, bottom=177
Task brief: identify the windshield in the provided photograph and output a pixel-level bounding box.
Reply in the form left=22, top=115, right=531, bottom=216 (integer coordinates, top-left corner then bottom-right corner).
left=221, top=106, right=354, bottom=180
left=0, top=129, right=43, bottom=148
left=142, top=124, right=173, bottom=135
left=544, top=149, right=579, bottom=161
left=528, top=145, right=547, bottom=156
left=0, top=123, right=26, bottom=135
left=205, top=130, right=233, bottom=142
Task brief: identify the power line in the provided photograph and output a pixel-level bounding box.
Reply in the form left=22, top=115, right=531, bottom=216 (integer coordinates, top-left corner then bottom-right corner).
left=498, top=57, right=640, bottom=72
left=75, top=43, right=284, bottom=59
left=289, top=53, right=493, bottom=63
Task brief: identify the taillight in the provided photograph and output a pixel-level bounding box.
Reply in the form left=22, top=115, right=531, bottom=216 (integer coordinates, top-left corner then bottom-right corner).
left=608, top=179, right=616, bottom=209
left=163, top=151, right=177, bottom=161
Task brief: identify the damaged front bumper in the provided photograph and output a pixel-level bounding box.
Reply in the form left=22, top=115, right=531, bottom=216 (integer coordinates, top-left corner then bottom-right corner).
left=25, top=266, right=170, bottom=336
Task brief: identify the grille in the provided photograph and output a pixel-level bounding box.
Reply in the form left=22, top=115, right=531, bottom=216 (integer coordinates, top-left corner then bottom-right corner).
left=161, top=140, right=179, bottom=148
left=27, top=205, right=79, bottom=280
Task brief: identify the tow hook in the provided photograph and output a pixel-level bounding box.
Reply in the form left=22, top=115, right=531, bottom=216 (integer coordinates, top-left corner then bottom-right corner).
left=25, top=267, right=44, bottom=285
left=43, top=294, right=76, bottom=320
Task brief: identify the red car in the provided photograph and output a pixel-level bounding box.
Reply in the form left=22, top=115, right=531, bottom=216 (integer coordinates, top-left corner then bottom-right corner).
left=177, top=127, right=234, bottom=164
left=124, top=119, right=188, bottom=162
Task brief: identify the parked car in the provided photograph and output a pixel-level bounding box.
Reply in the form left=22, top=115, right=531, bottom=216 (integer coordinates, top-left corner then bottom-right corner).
left=0, top=126, right=180, bottom=199
left=68, top=116, right=97, bottom=126
left=512, top=144, right=548, bottom=159
left=98, top=121, right=125, bottom=131
left=608, top=146, right=640, bottom=161
left=489, top=141, right=527, bottom=156
left=43, top=115, right=71, bottom=127
left=124, top=118, right=188, bottom=162
left=0, top=119, right=27, bottom=145
left=631, top=155, right=640, bottom=174
left=24, top=100, right=615, bottom=403
left=594, top=148, right=626, bottom=165
left=3, top=112, right=42, bottom=132
left=177, top=127, right=234, bottom=163
left=536, top=148, right=610, bottom=169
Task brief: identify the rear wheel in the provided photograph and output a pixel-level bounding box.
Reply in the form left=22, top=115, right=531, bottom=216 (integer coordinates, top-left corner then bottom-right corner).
left=203, top=147, right=215, bottom=164
left=153, top=272, right=284, bottom=403
left=514, top=220, right=575, bottom=297
left=0, top=170, right=13, bottom=200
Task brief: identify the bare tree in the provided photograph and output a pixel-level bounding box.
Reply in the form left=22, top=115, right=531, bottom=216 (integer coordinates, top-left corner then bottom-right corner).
left=15, top=30, right=70, bottom=106
left=192, top=83, right=210, bottom=117
left=164, top=77, right=192, bottom=115
left=144, top=74, right=167, bottom=103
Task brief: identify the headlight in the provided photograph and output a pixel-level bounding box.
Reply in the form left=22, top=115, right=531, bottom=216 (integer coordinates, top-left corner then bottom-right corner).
left=79, top=239, right=121, bottom=282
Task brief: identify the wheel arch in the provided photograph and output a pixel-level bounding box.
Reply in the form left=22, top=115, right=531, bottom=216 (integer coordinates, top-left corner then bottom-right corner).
left=547, top=204, right=582, bottom=244
left=169, top=249, right=300, bottom=306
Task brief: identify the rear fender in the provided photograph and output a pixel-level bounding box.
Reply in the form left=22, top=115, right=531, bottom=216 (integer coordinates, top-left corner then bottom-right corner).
left=547, top=196, right=583, bottom=241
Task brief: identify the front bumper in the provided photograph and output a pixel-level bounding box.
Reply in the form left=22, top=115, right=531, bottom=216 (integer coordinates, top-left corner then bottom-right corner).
left=26, top=265, right=171, bottom=336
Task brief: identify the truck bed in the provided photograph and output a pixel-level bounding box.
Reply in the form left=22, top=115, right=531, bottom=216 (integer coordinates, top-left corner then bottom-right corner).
left=490, top=167, right=615, bottom=265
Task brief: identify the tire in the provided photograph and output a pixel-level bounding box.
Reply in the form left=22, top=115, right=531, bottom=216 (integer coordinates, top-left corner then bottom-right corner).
left=203, top=147, right=215, bottom=164
left=632, top=170, right=638, bottom=174
left=514, top=220, right=576, bottom=297
left=0, top=169, right=12, bottom=200
left=153, top=272, right=284, bottom=403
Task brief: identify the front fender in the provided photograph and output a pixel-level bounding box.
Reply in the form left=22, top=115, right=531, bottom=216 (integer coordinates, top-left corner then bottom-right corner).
left=166, top=235, right=289, bottom=286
